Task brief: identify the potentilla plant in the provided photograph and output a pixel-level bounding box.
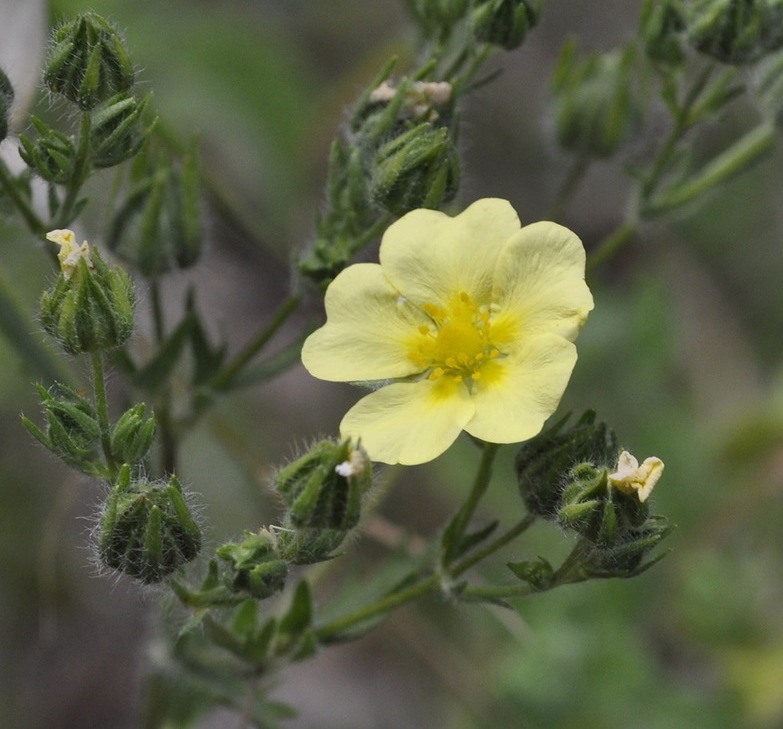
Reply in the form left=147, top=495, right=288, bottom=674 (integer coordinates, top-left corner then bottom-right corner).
left=2, top=1, right=780, bottom=725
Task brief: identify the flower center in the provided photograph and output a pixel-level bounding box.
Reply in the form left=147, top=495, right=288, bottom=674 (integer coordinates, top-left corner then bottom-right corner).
left=409, top=292, right=502, bottom=382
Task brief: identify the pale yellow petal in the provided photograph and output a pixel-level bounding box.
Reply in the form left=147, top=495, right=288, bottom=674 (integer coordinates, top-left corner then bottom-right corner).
left=339, top=378, right=475, bottom=465
left=491, top=221, right=593, bottom=346
left=380, top=198, right=521, bottom=309
left=302, top=263, right=429, bottom=382
left=464, top=334, right=578, bottom=444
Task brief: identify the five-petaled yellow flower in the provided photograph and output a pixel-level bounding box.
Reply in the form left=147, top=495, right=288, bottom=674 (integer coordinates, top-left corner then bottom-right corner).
left=301, top=198, right=594, bottom=465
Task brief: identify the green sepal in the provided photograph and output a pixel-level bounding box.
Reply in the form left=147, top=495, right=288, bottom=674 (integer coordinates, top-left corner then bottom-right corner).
left=110, top=402, right=156, bottom=464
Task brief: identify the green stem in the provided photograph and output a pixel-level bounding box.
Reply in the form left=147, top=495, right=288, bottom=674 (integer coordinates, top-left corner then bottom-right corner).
left=442, top=440, right=500, bottom=564
left=314, top=513, right=537, bottom=642
left=149, top=278, right=178, bottom=476
left=549, top=153, right=591, bottom=223
left=54, top=111, right=92, bottom=228
left=451, top=514, right=537, bottom=577
left=586, top=221, right=637, bottom=274
left=314, top=574, right=440, bottom=643
left=0, top=156, right=46, bottom=234
left=209, top=293, right=302, bottom=392
left=91, top=352, right=116, bottom=478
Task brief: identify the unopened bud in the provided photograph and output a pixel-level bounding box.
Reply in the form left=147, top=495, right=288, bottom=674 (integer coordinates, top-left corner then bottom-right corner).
left=641, top=0, right=688, bottom=66
left=686, top=0, right=783, bottom=65
left=371, top=122, right=459, bottom=216
left=22, top=383, right=102, bottom=476
left=19, top=117, right=77, bottom=184
left=107, top=147, right=202, bottom=275
left=216, top=530, right=288, bottom=600
left=409, top=0, right=470, bottom=28
left=472, top=0, right=541, bottom=50
left=98, top=466, right=201, bottom=583
left=90, top=92, right=154, bottom=168
left=110, top=403, right=156, bottom=464
left=275, top=439, right=372, bottom=531
left=40, top=230, right=135, bottom=355
left=552, top=41, right=641, bottom=158
left=44, top=12, right=135, bottom=110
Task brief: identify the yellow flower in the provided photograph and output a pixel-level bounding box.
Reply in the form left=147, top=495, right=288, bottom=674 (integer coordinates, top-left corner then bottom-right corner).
left=301, top=198, right=594, bottom=465
left=46, top=228, right=93, bottom=280
left=608, top=450, right=664, bottom=503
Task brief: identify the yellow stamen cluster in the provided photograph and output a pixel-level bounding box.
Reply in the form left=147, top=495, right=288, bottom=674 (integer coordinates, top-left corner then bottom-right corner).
left=409, top=292, right=501, bottom=382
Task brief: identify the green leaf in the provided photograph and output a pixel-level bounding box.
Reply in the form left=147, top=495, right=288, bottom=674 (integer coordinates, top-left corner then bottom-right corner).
left=278, top=580, right=313, bottom=637
left=132, top=307, right=194, bottom=391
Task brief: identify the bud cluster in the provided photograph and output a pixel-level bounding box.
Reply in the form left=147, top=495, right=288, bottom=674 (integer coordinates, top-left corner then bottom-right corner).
left=515, top=412, right=671, bottom=579
left=214, top=440, right=373, bottom=601
left=107, top=145, right=203, bottom=276
left=551, top=41, right=641, bottom=158
left=686, top=0, right=783, bottom=65
left=299, top=71, right=459, bottom=286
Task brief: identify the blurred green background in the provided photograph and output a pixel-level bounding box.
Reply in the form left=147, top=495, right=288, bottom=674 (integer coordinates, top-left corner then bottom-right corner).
left=2, top=1, right=783, bottom=727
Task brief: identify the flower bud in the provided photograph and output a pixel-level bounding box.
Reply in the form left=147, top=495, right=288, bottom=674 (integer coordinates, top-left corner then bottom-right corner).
left=44, top=12, right=135, bottom=110
left=98, top=466, right=201, bottom=583
left=371, top=122, right=460, bottom=216
left=40, top=230, right=134, bottom=355
left=0, top=67, right=14, bottom=142
left=107, top=146, right=203, bottom=276
left=22, top=383, right=102, bottom=476
left=471, top=0, right=541, bottom=50
left=641, top=0, right=688, bottom=66
left=515, top=411, right=618, bottom=520
left=90, top=92, right=154, bottom=168
left=216, top=530, right=288, bottom=600
left=19, top=117, right=78, bottom=184
left=686, top=0, right=783, bottom=65
left=409, top=0, right=470, bottom=28
left=551, top=41, right=641, bottom=158
left=110, top=403, right=156, bottom=465
left=275, top=439, right=372, bottom=531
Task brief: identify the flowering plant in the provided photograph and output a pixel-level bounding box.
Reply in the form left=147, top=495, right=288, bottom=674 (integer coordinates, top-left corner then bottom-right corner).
left=2, top=2, right=781, bottom=727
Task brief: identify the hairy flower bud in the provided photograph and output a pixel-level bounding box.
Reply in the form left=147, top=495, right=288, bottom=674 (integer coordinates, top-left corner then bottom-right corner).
left=641, top=0, right=688, bottom=66
left=98, top=466, right=201, bottom=583
left=90, top=92, right=154, bottom=168
left=686, top=0, right=783, bottom=65
left=216, top=530, right=289, bottom=600
left=19, top=117, right=78, bottom=184
left=110, top=403, right=156, bottom=465
left=551, top=41, right=641, bottom=158
left=40, top=230, right=135, bottom=355
left=516, top=411, right=619, bottom=520
left=371, top=122, right=460, bottom=216
left=44, top=12, right=135, bottom=110
left=275, top=439, right=372, bottom=531
left=0, top=67, right=14, bottom=142
left=472, top=0, right=541, bottom=50
left=107, top=147, right=203, bottom=275
left=22, top=383, right=102, bottom=476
